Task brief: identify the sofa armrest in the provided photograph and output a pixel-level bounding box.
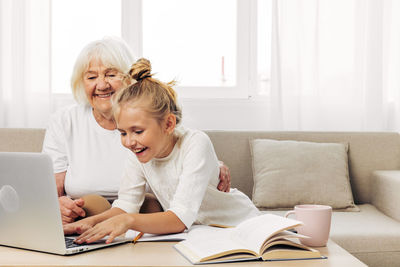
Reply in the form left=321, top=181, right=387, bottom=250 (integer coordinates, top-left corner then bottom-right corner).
left=371, top=170, right=400, bottom=221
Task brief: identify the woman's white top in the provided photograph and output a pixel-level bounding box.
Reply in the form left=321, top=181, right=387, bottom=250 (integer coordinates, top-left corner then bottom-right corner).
left=42, top=104, right=128, bottom=201
left=112, top=127, right=260, bottom=228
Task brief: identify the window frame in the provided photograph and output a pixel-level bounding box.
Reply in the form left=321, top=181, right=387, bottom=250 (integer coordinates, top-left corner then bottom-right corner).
left=121, top=0, right=258, bottom=99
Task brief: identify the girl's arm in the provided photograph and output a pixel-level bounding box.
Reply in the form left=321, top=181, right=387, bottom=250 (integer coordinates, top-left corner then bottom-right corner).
left=73, top=153, right=150, bottom=242
left=126, top=211, right=186, bottom=234
left=63, top=207, right=126, bottom=235
left=75, top=131, right=218, bottom=244
left=74, top=210, right=185, bottom=244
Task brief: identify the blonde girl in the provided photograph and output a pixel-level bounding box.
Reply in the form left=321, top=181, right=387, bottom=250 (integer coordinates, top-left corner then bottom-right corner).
left=64, top=58, right=260, bottom=244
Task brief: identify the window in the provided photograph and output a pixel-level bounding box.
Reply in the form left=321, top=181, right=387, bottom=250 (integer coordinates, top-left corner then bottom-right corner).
left=142, top=0, right=236, bottom=88
left=51, top=0, right=271, bottom=98
left=51, top=0, right=121, bottom=94
left=257, top=0, right=272, bottom=95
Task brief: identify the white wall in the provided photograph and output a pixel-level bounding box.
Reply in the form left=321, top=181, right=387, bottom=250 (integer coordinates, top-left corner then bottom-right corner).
left=181, top=98, right=270, bottom=131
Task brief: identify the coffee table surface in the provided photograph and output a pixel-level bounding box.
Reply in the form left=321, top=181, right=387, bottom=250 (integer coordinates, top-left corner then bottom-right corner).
left=0, top=239, right=367, bottom=267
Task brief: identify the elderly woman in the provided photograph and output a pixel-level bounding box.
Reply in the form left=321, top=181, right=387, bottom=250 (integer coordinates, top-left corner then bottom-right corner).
left=42, top=37, right=231, bottom=224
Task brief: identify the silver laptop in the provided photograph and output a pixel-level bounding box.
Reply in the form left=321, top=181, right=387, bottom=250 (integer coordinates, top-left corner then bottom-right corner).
left=0, top=152, right=130, bottom=255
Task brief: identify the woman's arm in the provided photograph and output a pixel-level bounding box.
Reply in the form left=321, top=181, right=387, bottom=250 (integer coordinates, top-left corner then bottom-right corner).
left=54, top=171, right=86, bottom=224
left=55, top=171, right=66, bottom=196
left=43, top=109, right=86, bottom=224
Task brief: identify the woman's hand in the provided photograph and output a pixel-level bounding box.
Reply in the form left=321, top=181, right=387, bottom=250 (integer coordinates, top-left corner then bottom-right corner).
left=63, top=216, right=96, bottom=235
left=59, top=196, right=86, bottom=224
left=217, top=161, right=231, bottom=192
left=74, top=214, right=133, bottom=244
left=55, top=171, right=86, bottom=224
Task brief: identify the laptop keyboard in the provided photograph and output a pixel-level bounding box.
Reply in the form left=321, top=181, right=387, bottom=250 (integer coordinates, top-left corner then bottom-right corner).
left=65, top=237, right=85, bottom=248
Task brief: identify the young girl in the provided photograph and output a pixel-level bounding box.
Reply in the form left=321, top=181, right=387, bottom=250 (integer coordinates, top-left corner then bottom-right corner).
left=64, top=58, right=260, bottom=244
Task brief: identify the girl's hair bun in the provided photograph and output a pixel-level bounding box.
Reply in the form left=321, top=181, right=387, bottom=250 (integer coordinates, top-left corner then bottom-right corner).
left=129, top=58, right=152, bottom=81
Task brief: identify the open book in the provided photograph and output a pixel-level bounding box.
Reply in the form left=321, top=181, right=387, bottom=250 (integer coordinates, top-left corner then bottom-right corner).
left=174, top=214, right=325, bottom=264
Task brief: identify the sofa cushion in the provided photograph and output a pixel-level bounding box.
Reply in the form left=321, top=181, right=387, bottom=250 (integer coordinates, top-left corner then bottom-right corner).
left=250, top=139, right=357, bottom=210
left=329, top=204, right=400, bottom=254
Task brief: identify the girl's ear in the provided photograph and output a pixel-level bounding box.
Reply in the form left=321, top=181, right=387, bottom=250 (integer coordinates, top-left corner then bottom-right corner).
left=164, top=113, right=176, bottom=134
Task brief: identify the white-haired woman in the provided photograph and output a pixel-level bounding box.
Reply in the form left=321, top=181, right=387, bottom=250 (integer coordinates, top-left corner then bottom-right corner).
left=42, top=37, right=231, bottom=224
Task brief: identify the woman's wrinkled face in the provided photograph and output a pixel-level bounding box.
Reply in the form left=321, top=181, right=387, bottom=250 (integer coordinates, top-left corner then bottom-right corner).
left=83, top=59, right=125, bottom=116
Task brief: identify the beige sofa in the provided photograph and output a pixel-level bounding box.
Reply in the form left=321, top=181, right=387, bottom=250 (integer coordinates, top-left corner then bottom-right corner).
left=1, top=128, right=400, bottom=267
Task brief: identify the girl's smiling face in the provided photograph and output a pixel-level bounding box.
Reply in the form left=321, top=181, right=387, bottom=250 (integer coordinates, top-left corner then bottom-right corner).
left=116, top=104, right=176, bottom=163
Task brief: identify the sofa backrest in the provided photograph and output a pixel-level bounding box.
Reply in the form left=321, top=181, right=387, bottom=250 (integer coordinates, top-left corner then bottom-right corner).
left=1, top=128, right=400, bottom=204
left=205, top=131, right=400, bottom=204
left=0, top=128, right=45, bottom=153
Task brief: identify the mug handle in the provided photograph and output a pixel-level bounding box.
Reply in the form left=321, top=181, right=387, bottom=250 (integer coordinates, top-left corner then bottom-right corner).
left=284, top=210, right=295, bottom=218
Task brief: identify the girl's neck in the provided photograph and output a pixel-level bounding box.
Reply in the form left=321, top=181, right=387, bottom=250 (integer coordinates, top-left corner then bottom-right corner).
left=158, top=134, right=178, bottom=159
left=92, top=109, right=116, bottom=130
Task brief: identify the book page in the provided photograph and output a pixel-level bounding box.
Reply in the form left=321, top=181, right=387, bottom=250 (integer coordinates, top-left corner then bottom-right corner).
left=179, top=226, right=255, bottom=260
left=261, top=239, right=321, bottom=261
left=264, top=230, right=309, bottom=246
left=233, top=214, right=303, bottom=253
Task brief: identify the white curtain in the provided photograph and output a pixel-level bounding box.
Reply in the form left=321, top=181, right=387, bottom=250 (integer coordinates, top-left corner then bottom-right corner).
left=0, top=0, right=51, bottom=128
left=2, top=0, right=400, bottom=131
left=270, top=0, right=400, bottom=131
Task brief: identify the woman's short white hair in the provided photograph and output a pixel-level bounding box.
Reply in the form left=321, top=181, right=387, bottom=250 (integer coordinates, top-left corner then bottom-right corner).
left=70, top=36, right=136, bottom=104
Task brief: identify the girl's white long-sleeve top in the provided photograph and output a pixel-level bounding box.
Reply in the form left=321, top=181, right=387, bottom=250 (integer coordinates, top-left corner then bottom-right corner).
left=112, top=127, right=260, bottom=228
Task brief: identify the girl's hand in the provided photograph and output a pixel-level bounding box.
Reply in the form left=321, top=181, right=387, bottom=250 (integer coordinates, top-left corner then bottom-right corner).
left=75, top=213, right=133, bottom=244
left=63, top=216, right=95, bottom=235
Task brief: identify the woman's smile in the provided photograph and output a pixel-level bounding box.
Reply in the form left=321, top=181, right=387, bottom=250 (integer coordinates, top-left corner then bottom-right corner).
left=94, top=91, right=115, bottom=98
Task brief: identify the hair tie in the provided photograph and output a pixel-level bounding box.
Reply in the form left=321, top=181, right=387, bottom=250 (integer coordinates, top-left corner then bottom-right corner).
left=137, top=74, right=152, bottom=81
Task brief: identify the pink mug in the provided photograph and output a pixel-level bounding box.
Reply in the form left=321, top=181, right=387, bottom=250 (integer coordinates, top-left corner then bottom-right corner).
left=285, top=204, right=332, bottom=247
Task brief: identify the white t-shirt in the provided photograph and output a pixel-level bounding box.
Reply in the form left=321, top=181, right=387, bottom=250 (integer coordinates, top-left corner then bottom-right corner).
left=42, top=104, right=129, bottom=201
left=112, top=127, right=260, bottom=228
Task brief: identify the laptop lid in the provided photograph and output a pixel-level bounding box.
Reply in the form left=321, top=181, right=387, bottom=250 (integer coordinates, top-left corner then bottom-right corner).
left=0, top=152, right=129, bottom=255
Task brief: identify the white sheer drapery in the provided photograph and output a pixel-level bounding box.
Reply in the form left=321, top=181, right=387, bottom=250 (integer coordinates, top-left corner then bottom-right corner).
left=1, top=1, right=400, bottom=131
left=269, top=0, right=400, bottom=131
left=0, top=0, right=51, bottom=128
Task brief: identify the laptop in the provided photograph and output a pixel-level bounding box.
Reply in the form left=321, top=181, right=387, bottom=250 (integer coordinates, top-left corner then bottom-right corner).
left=0, top=152, right=131, bottom=255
